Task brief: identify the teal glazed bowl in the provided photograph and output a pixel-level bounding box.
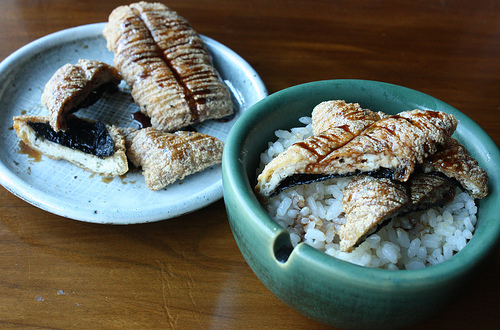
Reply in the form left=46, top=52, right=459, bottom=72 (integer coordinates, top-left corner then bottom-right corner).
left=222, top=80, right=500, bottom=329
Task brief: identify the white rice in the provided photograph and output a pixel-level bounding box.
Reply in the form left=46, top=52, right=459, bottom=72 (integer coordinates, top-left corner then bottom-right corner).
left=258, top=117, right=477, bottom=270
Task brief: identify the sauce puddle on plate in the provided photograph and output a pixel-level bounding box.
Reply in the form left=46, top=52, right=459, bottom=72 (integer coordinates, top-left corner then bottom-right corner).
left=17, top=141, right=42, bottom=162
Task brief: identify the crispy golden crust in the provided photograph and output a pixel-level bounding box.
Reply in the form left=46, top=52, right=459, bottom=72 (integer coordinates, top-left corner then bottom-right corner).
left=311, top=100, right=388, bottom=135
left=255, top=101, right=384, bottom=199
left=422, top=138, right=489, bottom=198
left=339, top=175, right=409, bottom=252
left=41, top=59, right=121, bottom=132
left=104, top=4, right=191, bottom=132
left=122, top=127, right=224, bottom=190
left=302, top=110, right=457, bottom=181
left=339, top=172, right=458, bottom=252
left=130, top=2, right=233, bottom=121
left=104, top=2, right=233, bottom=132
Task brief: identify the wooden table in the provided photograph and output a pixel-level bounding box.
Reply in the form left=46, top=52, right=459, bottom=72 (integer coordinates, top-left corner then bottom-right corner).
left=0, top=0, right=498, bottom=328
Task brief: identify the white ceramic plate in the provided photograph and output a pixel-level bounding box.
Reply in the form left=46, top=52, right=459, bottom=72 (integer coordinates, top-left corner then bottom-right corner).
left=0, top=23, right=267, bottom=224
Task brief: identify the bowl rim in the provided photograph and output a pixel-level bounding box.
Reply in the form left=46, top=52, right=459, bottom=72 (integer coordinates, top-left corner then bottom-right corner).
left=223, top=79, right=500, bottom=286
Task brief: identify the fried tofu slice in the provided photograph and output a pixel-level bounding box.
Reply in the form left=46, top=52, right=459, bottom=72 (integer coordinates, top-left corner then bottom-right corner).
left=13, top=115, right=128, bottom=176
left=255, top=101, right=385, bottom=199
left=41, top=59, right=121, bottom=132
left=122, top=127, right=224, bottom=190
left=311, top=110, right=458, bottom=182
left=339, top=175, right=409, bottom=252
left=255, top=107, right=457, bottom=200
left=339, top=172, right=458, bottom=252
left=104, top=2, right=233, bottom=132
left=422, top=138, right=489, bottom=198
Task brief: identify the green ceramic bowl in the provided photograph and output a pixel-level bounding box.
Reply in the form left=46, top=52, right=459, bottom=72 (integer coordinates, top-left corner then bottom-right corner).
left=222, top=80, right=500, bottom=329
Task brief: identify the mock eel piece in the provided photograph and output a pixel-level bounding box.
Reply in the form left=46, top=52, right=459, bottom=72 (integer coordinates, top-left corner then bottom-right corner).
left=339, top=175, right=410, bottom=252
left=255, top=106, right=457, bottom=200
left=338, top=139, right=490, bottom=252
left=104, top=2, right=234, bottom=132
left=122, top=127, right=224, bottom=190
left=41, top=59, right=122, bottom=132
left=301, top=109, right=457, bottom=181
left=422, top=137, right=489, bottom=198
left=339, top=172, right=458, bottom=252
left=255, top=100, right=387, bottom=199
left=13, top=115, right=128, bottom=177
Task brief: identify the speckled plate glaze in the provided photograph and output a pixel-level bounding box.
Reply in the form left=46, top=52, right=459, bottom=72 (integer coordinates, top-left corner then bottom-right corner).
left=0, top=23, right=267, bottom=224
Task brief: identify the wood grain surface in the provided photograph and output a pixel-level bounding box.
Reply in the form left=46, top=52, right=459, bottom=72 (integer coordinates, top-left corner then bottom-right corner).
left=0, top=0, right=498, bottom=328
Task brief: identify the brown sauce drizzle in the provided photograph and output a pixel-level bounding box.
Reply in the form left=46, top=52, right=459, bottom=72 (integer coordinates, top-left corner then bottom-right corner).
left=295, top=126, right=353, bottom=159
left=101, top=177, right=114, bottom=183
left=337, top=124, right=353, bottom=134
left=128, top=8, right=202, bottom=123
left=132, top=111, right=151, bottom=128
left=17, top=141, right=42, bottom=162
